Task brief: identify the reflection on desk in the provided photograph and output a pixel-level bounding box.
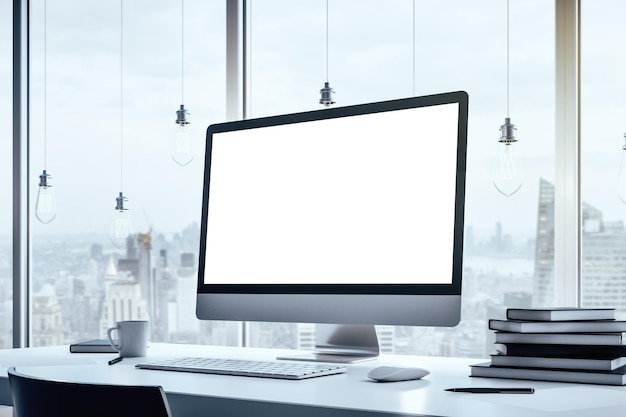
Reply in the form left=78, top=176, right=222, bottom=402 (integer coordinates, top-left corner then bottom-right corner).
left=1, top=343, right=626, bottom=417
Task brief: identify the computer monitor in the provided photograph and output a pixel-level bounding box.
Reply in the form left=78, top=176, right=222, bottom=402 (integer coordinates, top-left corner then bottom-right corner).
left=197, top=91, right=468, bottom=362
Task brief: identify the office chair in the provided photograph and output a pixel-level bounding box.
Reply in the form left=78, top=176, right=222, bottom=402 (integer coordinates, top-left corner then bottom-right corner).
left=8, top=367, right=172, bottom=417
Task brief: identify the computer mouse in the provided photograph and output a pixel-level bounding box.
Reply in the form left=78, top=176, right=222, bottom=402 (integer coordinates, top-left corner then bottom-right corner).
left=367, top=366, right=429, bottom=382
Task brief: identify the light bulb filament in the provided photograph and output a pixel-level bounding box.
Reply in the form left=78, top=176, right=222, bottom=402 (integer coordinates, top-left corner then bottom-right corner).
left=113, top=217, right=131, bottom=238
left=110, top=192, right=133, bottom=249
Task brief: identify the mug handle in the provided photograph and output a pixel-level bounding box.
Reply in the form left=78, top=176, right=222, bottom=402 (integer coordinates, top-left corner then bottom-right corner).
left=106, top=326, right=121, bottom=352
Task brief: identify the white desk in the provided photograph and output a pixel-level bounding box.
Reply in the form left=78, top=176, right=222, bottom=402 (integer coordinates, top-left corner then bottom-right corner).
left=1, top=343, right=626, bottom=417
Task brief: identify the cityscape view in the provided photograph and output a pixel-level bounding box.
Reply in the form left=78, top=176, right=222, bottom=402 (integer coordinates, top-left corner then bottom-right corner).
left=1, top=177, right=625, bottom=358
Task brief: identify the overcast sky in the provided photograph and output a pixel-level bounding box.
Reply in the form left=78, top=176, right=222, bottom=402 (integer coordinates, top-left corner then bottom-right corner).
left=2, top=0, right=625, bottom=249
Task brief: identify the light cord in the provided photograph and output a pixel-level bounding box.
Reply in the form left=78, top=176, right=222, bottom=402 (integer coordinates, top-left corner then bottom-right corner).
left=325, top=0, right=329, bottom=82
left=506, top=0, right=510, bottom=118
left=120, top=0, right=124, bottom=191
left=181, top=0, right=184, bottom=103
left=412, top=0, right=415, bottom=97
left=43, top=0, right=47, bottom=169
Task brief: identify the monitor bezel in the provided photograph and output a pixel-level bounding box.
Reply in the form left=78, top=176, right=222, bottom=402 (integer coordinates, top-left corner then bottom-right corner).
left=197, top=91, right=468, bottom=298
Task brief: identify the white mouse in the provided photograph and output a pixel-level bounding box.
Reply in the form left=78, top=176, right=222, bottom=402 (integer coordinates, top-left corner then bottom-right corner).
left=367, top=366, right=430, bottom=382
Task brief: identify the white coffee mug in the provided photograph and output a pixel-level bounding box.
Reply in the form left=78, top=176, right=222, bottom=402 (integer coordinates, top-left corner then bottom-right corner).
left=106, top=320, right=149, bottom=357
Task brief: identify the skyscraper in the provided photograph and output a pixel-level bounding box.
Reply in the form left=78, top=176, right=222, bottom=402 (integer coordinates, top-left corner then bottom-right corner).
left=99, top=257, right=148, bottom=338
left=152, top=249, right=177, bottom=342
left=32, top=284, right=64, bottom=346
left=533, top=178, right=626, bottom=316
left=533, top=178, right=555, bottom=307
left=137, top=232, right=154, bottom=319
left=581, top=216, right=626, bottom=316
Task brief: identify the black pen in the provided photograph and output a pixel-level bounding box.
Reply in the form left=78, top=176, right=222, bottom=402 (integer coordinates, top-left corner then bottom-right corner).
left=108, top=357, right=123, bottom=366
left=445, top=387, right=534, bottom=394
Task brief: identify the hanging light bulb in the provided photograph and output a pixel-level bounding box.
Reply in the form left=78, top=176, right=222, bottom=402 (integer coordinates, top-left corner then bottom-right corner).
left=171, top=104, right=193, bottom=165
left=617, top=134, right=626, bottom=204
left=171, top=0, right=193, bottom=166
left=36, top=0, right=57, bottom=224
left=35, top=169, right=56, bottom=224
left=493, top=118, right=524, bottom=196
left=110, top=192, right=133, bottom=249
left=111, top=2, right=132, bottom=250
left=493, top=0, right=523, bottom=197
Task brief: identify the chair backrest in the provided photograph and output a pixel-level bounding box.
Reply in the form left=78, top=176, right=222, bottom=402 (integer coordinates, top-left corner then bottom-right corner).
left=8, top=367, right=172, bottom=417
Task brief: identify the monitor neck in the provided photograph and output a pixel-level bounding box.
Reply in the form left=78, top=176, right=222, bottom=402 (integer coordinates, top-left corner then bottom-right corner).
left=277, top=324, right=379, bottom=364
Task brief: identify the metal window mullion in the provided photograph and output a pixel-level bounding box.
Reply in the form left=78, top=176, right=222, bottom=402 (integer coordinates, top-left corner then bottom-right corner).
left=554, top=0, right=581, bottom=307
left=226, top=0, right=240, bottom=121
left=12, top=0, right=30, bottom=348
left=225, top=0, right=247, bottom=346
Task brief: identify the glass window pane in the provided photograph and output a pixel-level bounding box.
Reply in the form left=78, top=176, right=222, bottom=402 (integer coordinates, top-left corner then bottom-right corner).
left=249, top=0, right=555, bottom=356
left=0, top=0, right=13, bottom=349
left=581, top=0, right=626, bottom=319
left=29, top=0, right=225, bottom=346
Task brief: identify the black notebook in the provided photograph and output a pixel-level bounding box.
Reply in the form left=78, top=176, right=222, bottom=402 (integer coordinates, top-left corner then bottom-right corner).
left=471, top=361, right=626, bottom=386
left=506, top=308, right=616, bottom=322
left=69, top=339, right=117, bottom=353
left=489, top=319, right=626, bottom=333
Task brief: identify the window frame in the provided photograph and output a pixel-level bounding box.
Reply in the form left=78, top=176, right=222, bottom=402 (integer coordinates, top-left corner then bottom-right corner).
left=11, top=0, right=582, bottom=347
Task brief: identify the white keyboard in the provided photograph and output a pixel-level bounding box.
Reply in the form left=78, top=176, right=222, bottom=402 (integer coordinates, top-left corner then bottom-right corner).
left=135, top=357, right=347, bottom=380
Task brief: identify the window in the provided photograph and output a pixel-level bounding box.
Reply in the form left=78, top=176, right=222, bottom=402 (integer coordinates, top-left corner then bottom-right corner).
left=581, top=0, right=626, bottom=319
left=28, top=0, right=225, bottom=346
left=13, top=1, right=571, bottom=356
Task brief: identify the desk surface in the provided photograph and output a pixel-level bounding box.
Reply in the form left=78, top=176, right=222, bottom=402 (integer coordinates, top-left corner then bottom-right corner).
left=2, top=343, right=626, bottom=417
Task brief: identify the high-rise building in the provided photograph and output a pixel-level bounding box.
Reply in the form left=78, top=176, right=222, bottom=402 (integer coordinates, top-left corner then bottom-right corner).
left=172, top=252, right=199, bottom=340
left=32, top=284, right=64, bottom=346
left=533, top=178, right=555, bottom=307
left=533, top=178, right=626, bottom=316
left=376, top=326, right=395, bottom=354
left=153, top=249, right=177, bottom=342
left=295, top=323, right=315, bottom=351
left=137, top=232, right=154, bottom=319
left=581, top=218, right=626, bottom=316
left=99, top=257, right=149, bottom=338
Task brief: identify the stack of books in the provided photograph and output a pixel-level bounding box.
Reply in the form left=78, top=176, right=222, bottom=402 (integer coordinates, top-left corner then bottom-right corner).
left=470, top=307, right=626, bottom=385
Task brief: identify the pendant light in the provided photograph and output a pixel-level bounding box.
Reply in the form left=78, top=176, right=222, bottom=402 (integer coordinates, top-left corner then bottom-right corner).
left=171, top=0, right=193, bottom=166
left=35, top=0, right=57, bottom=224
left=493, top=0, right=524, bottom=197
left=319, top=0, right=335, bottom=106
left=110, top=0, right=133, bottom=250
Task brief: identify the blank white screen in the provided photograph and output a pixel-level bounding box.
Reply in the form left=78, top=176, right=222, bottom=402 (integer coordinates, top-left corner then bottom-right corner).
left=205, top=103, right=459, bottom=285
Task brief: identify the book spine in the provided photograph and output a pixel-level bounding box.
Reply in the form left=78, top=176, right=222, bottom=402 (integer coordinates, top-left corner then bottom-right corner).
left=495, top=343, right=626, bottom=358
left=494, top=331, right=625, bottom=346
left=489, top=319, right=626, bottom=333
left=470, top=364, right=625, bottom=386
left=505, top=308, right=616, bottom=322
left=490, top=354, right=624, bottom=371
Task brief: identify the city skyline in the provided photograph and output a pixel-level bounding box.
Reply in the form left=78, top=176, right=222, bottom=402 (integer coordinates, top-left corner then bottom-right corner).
left=0, top=215, right=539, bottom=356
left=3, top=174, right=626, bottom=356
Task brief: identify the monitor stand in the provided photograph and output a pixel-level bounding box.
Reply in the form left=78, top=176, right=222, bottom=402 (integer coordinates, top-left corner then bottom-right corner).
left=277, top=324, right=380, bottom=364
